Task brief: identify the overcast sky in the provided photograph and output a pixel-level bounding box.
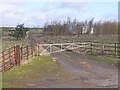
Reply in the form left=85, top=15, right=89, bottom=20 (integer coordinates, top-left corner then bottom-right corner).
left=0, top=0, right=118, bottom=27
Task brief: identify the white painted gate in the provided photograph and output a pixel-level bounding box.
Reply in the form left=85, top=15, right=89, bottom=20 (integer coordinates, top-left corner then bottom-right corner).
left=35, top=42, right=90, bottom=56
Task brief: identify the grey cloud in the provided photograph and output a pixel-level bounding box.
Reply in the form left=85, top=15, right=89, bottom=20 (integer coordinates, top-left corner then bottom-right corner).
left=30, top=2, right=87, bottom=13
left=59, top=2, right=87, bottom=11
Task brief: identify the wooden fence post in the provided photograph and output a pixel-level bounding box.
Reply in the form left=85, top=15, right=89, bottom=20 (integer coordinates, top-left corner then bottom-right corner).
left=31, top=45, right=33, bottom=56
left=84, top=42, right=86, bottom=52
left=9, top=48, right=11, bottom=65
left=14, top=46, right=17, bottom=65
left=38, top=44, right=40, bottom=56
left=90, top=41, right=93, bottom=54
left=15, top=45, right=20, bottom=66
left=50, top=45, right=52, bottom=53
left=26, top=45, right=29, bottom=59
left=2, top=52, right=5, bottom=72
left=35, top=44, right=37, bottom=56
left=118, top=43, right=120, bottom=58
left=20, top=46, right=23, bottom=61
left=115, top=42, right=117, bottom=57
left=102, top=43, right=104, bottom=55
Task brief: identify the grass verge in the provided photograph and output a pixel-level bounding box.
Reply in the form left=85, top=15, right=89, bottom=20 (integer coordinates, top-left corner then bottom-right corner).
left=2, top=55, right=60, bottom=88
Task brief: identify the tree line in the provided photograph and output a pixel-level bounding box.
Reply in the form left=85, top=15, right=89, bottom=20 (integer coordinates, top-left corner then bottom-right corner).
left=43, top=18, right=118, bottom=36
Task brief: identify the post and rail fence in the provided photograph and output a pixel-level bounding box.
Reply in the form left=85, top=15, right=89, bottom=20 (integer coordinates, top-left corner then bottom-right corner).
left=0, top=44, right=35, bottom=73
left=0, top=41, right=119, bottom=73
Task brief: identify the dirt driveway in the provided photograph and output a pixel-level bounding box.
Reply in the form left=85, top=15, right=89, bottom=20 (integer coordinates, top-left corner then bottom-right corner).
left=51, top=51, right=118, bottom=88
left=24, top=35, right=118, bottom=88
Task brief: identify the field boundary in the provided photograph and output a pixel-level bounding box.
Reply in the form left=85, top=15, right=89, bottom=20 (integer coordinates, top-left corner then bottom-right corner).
left=0, top=41, right=119, bottom=73
left=0, top=44, right=35, bottom=72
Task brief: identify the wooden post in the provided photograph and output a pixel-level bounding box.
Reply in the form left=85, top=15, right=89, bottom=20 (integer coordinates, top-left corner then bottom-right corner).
left=35, top=44, right=37, bottom=56
left=15, top=45, right=20, bottom=66
left=102, top=43, right=104, bottom=55
left=61, top=44, right=62, bottom=50
left=90, top=41, right=93, bottom=54
left=37, top=44, right=39, bottom=56
left=115, top=43, right=117, bottom=57
left=20, top=46, right=23, bottom=61
left=38, top=45, right=40, bottom=56
left=14, top=46, right=17, bottom=65
left=9, top=48, right=11, bottom=65
left=84, top=42, right=86, bottom=52
left=31, top=45, right=33, bottom=56
left=2, top=51, right=5, bottom=72
left=26, top=45, right=29, bottom=59
left=32, top=44, right=34, bottom=56
left=118, top=43, right=120, bottom=58
left=50, top=45, right=52, bottom=53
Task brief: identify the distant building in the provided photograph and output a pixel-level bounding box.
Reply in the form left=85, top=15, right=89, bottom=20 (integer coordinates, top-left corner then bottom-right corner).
left=82, top=26, right=94, bottom=34
left=82, top=26, right=88, bottom=34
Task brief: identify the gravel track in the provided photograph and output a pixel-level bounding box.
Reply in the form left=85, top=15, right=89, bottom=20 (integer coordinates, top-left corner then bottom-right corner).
left=51, top=51, right=118, bottom=88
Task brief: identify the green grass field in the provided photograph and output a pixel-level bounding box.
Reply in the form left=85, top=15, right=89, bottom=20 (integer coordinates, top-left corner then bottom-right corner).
left=29, top=28, right=43, bottom=35
left=1, top=28, right=43, bottom=51
left=2, top=39, right=28, bottom=49
left=2, top=55, right=65, bottom=88
left=63, top=35, right=118, bottom=44
left=1, top=39, right=29, bottom=51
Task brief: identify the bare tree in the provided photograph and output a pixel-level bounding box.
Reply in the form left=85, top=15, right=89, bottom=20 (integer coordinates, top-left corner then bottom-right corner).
left=43, top=18, right=117, bottom=36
